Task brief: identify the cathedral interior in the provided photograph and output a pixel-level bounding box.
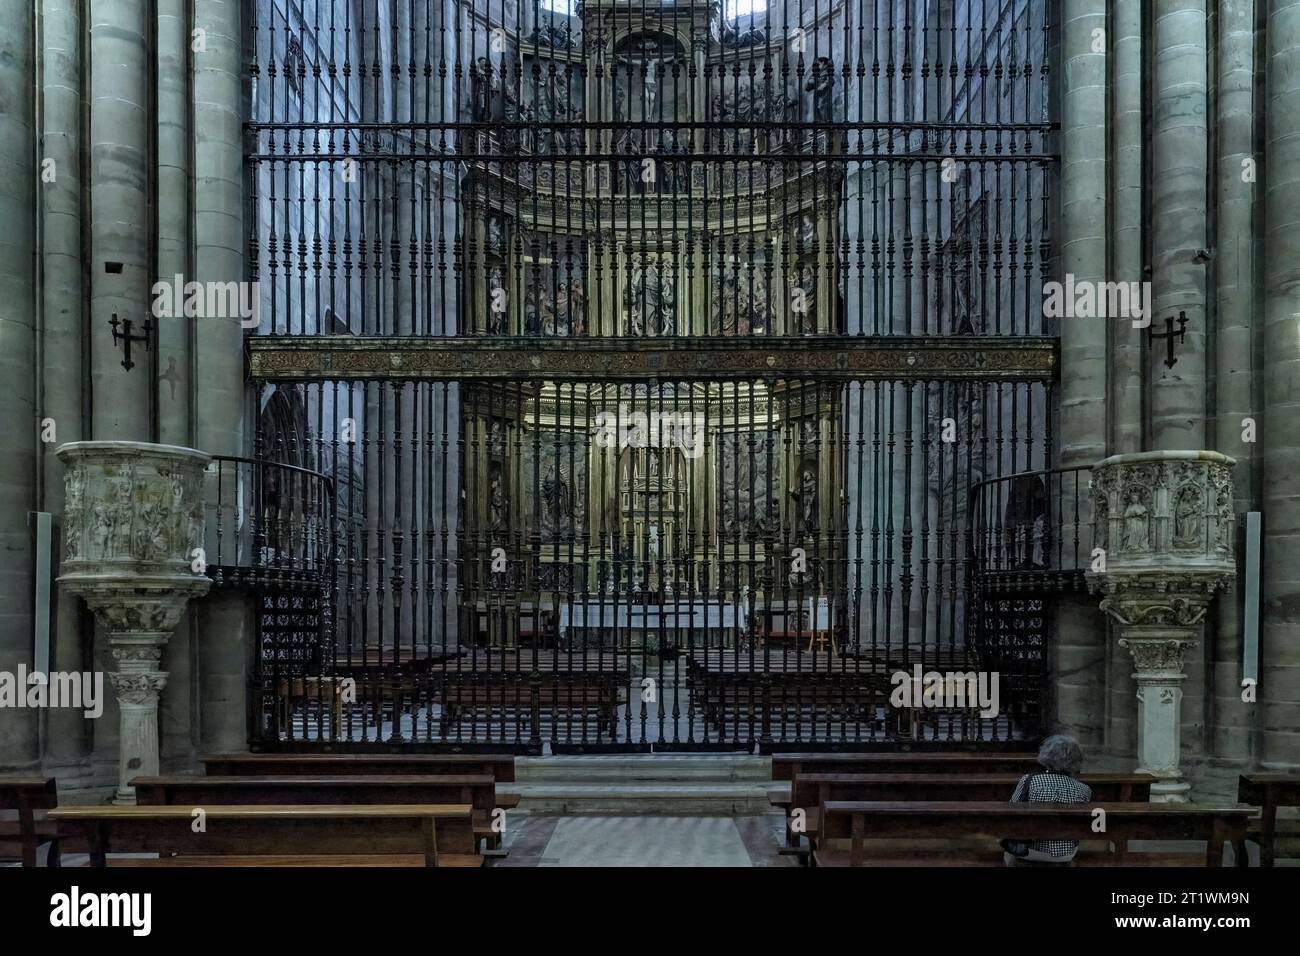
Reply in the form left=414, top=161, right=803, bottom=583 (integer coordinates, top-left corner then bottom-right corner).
left=238, top=0, right=1055, bottom=748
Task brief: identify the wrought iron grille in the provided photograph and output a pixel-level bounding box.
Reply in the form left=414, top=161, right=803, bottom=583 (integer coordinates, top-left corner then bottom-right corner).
left=243, top=0, right=1059, bottom=752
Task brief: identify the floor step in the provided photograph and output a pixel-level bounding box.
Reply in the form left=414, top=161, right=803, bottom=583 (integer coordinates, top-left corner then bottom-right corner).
left=515, top=754, right=772, bottom=783
left=500, top=782, right=783, bottom=815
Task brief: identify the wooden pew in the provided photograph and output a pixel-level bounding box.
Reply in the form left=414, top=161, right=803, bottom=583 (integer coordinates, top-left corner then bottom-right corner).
left=783, top=773, right=1154, bottom=850
left=1237, top=772, right=1300, bottom=867
left=771, top=752, right=1041, bottom=782
left=201, top=752, right=517, bottom=783
left=49, top=804, right=477, bottom=868
left=0, top=777, right=59, bottom=867
left=815, top=801, right=1251, bottom=867
left=132, top=774, right=506, bottom=852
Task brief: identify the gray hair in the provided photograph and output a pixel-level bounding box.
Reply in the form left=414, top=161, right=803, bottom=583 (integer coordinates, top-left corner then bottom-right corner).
left=1037, top=734, right=1084, bottom=776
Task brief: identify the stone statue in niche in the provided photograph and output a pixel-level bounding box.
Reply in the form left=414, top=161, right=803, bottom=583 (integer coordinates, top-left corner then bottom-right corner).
left=1094, top=493, right=1108, bottom=550
left=627, top=260, right=675, bottom=336
left=488, top=420, right=507, bottom=457
left=1173, top=486, right=1202, bottom=548
left=524, top=282, right=555, bottom=336
left=487, top=215, right=506, bottom=255
left=489, top=464, right=508, bottom=534
left=806, top=57, right=836, bottom=124
left=111, top=476, right=134, bottom=557
left=794, top=214, right=815, bottom=253
left=540, top=462, right=571, bottom=539
left=137, top=492, right=168, bottom=560
left=793, top=465, right=818, bottom=534
left=65, top=468, right=84, bottom=560
left=648, top=523, right=660, bottom=561
left=1216, top=489, right=1233, bottom=550
left=554, top=274, right=586, bottom=336
left=1122, top=490, right=1150, bottom=552
left=170, top=474, right=190, bottom=553
left=487, top=267, right=506, bottom=334
left=792, top=263, right=816, bottom=331
left=470, top=57, right=498, bottom=122
left=720, top=433, right=775, bottom=536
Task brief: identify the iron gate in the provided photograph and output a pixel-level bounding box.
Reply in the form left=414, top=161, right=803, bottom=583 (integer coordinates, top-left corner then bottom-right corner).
left=237, top=0, right=1061, bottom=752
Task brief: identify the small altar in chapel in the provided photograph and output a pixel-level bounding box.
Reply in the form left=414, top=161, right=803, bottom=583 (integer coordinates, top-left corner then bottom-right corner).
left=560, top=598, right=741, bottom=651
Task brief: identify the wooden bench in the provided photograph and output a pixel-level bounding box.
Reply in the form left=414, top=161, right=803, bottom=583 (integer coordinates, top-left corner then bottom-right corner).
left=49, top=804, right=478, bottom=868
left=1238, top=772, right=1300, bottom=867
left=780, top=773, right=1155, bottom=850
left=0, top=777, right=59, bottom=867
left=202, top=752, right=517, bottom=783
left=437, top=679, right=624, bottom=738
left=771, top=751, right=1040, bottom=784
left=814, top=801, right=1251, bottom=867
left=108, top=854, right=432, bottom=867
left=132, top=774, right=510, bottom=852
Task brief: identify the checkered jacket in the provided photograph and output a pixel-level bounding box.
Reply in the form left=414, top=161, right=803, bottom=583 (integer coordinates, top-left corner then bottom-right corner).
left=1009, top=772, right=1093, bottom=859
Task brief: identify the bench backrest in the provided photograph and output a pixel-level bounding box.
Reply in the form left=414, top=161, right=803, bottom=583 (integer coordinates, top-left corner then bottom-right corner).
left=49, top=804, right=475, bottom=865
left=794, top=773, right=1154, bottom=833
left=771, top=753, right=1040, bottom=780
left=1238, top=772, right=1300, bottom=807
left=201, top=753, right=516, bottom=782
left=821, top=801, right=1251, bottom=867
left=131, top=775, right=498, bottom=813
left=0, top=777, right=58, bottom=811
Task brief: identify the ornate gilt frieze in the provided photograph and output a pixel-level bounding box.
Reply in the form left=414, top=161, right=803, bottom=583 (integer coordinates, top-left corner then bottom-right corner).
left=247, top=336, right=1058, bottom=383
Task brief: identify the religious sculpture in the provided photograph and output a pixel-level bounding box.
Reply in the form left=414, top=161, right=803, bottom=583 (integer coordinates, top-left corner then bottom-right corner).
left=540, top=462, right=571, bottom=539
left=627, top=260, right=675, bottom=335
left=806, top=57, right=836, bottom=125
left=1122, top=490, right=1150, bottom=552
left=644, top=58, right=661, bottom=118
left=795, top=466, right=819, bottom=534
left=1173, top=486, right=1202, bottom=548
left=470, top=57, right=499, bottom=123
left=792, top=263, right=816, bottom=332
left=487, top=267, right=507, bottom=334
left=489, top=465, right=508, bottom=534
left=526, top=23, right=574, bottom=50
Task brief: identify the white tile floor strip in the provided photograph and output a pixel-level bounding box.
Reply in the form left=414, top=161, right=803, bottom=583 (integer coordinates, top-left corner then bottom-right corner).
left=536, top=816, right=754, bottom=867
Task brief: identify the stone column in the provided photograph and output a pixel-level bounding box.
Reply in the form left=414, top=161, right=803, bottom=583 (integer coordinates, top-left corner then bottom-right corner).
left=40, top=0, right=89, bottom=776
left=1212, top=0, right=1259, bottom=760
left=1056, top=0, right=1110, bottom=749
left=1261, top=0, right=1300, bottom=770
left=89, top=0, right=153, bottom=440
left=193, top=0, right=252, bottom=754
left=1150, top=1, right=1209, bottom=450
left=1087, top=451, right=1236, bottom=800
left=56, top=442, right=211, bottom=802
left=1111, top=0, right=1144, bottom=454
left=0, top=0, right=37, bottom=768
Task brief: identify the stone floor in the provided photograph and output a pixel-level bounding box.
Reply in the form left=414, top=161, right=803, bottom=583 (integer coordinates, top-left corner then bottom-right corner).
left=494, top=812, right=797, bottom=867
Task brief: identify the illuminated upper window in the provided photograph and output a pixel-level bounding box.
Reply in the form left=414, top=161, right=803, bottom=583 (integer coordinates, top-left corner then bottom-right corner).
left=542, top=0, right=578, bottom=14
left=727, top=0, right=767, bottom=16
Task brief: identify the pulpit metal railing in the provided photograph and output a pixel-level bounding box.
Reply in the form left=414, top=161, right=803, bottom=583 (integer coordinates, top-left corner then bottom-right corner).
left=966, top=465, right=1093, bottom=741
left=968, top=465, right=1093, bottom=593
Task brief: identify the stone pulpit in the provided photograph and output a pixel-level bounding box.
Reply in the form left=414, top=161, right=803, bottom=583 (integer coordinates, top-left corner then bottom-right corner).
left=1085, top=451, right=1237, bottom=802
left=56, top=442, right=212, bottom=803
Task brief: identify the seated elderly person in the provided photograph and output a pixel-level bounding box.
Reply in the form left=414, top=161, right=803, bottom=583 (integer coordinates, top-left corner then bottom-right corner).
left=1002, top=734, right=1092, bottom=865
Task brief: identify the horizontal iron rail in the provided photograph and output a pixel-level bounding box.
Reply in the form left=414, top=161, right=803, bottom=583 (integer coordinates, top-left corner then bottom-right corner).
left=247, top=336, right=1059, bottom=383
